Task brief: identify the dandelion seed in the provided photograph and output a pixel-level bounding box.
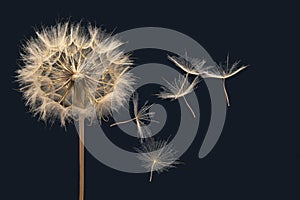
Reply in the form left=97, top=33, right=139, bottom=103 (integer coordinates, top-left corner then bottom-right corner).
left=200, top=54, right=248, bottom=107
left=168, top=53, right=213, bottom=76
left=110, top=93, right=158, bottom=142
left=135, top=138, right=180, bottom=182
left=16, top=21, right=135, bottom=200
left=159, top=53, right=208, bottom=118
left=157, top=74, right=199, bottom=118
left=168, top=53, right=247, bottom=107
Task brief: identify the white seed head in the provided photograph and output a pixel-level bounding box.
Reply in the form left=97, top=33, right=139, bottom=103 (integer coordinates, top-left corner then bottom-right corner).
left=16, top=22, right=135, bottom=126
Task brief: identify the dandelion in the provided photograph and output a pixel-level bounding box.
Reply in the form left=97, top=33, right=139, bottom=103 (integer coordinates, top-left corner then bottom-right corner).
left=168, top=54, right=213, bottom=76
left=158, top=54, right=207, bottom=118
left=168, top=54, right=247, bottom=107
left=16, top=21, right=135, bottom=200
left=200, top=54, right=248, bottom=106
left=157, top=74, right=200, bottom=118
left=110, top=93, right=158, bottom=142
left=135, top=138, right=180, bottom=182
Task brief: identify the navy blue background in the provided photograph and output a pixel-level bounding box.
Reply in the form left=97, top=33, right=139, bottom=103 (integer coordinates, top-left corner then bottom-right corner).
left=2, top=1, right=299, bottom=199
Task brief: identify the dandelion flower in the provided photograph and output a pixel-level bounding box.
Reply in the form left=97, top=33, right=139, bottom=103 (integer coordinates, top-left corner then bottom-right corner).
left=110, top=93, right=158, bottom=142
left=135, top=138, right=180, bottom=182
left=16, top=21, right=135, bottom=200
left=157, top=74, right=199, bottom=118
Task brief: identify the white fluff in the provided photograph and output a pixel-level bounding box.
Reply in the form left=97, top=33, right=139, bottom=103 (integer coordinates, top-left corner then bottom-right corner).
left=110, top=93, right=157, bottom=142
left=136, top=138, right=180, bottom=182
left=17, top=22, right=135, bottom=126
left=158, top=75, right=199, bottom=100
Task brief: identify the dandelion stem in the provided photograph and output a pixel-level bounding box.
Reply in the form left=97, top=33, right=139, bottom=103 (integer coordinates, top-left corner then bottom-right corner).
left=183, top=96, right=196, bottom=118
left=110, top=117, right=136, bottom=127
left=149, top=160, right=156, bottom=182
left=222, top=78, right=230, bottom=107
left=79, top=116, right=85, bottom=200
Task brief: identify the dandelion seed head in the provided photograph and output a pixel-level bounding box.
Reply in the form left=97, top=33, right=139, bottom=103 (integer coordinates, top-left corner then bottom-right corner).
left=16, top=22, right=135, bottom=126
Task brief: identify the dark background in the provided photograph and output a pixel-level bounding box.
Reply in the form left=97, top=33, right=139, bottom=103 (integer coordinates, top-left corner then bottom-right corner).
left=2, top=1, right=299, bottom=199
